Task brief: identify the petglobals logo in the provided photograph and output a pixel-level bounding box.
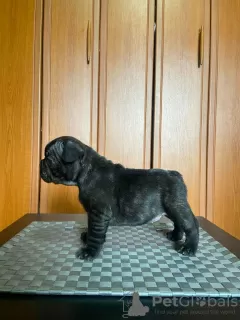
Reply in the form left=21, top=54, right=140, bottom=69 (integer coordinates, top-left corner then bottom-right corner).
left=119, top=294, right=239, bottom=318
left=152, top=296, right=239, bottom=308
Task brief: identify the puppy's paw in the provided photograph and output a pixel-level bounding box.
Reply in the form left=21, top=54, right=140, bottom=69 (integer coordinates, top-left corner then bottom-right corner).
left=76, top=247, right=98, bottom=261
left=166, top=230, right=183, bottom=242
left=80, top=231, right=88, bottom=244
left=176, top=241, right=198, bottom=256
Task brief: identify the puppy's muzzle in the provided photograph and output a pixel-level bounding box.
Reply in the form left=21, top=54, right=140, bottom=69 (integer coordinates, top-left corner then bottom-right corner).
left=40, top=159, right=52, bottom=183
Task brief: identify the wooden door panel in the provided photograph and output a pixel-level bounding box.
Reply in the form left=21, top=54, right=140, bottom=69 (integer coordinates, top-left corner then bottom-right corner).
left=98, top=0, right=154, bottom=169
left=208, top=0, right=240, bottom=239
left=154, top=0, right=210, bottom=217
left=0, top=0, right=35, bottom=230
left=40, top=0, right=99, bottom=213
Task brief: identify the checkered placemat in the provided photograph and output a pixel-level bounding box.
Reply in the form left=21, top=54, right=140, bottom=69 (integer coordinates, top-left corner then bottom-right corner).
left=0, top=220, right=240, bottom=297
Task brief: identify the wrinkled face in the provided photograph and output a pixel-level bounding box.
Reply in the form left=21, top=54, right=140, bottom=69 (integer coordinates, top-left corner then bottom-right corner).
left=40, top=138, right=83, bottom=186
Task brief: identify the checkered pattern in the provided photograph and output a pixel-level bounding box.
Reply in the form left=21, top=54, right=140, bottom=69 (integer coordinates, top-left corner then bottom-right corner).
left=0, top=220, right=240, bottom=297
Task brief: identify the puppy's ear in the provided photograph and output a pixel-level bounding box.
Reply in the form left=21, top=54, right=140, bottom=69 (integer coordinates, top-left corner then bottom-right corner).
left=61, top=140, right=84, bottom=163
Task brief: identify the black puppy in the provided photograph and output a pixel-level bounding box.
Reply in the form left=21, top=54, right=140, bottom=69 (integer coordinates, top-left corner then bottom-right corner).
left=40, top=136, right=199, bottom=260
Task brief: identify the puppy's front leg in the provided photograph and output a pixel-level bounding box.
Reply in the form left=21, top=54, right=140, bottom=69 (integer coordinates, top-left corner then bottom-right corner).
left=76, top=210, right=110, bottom=261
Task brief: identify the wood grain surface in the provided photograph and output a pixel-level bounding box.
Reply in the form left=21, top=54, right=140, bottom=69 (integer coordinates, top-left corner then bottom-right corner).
left=208, top=0, right=240, bottom=239
left=40, top=0, right=100, bottom=213
left=154, top=0, right=210, bottom=217
left=0, top=0, right=35, bottom=231
left=98, top=0, right=154, bottom=169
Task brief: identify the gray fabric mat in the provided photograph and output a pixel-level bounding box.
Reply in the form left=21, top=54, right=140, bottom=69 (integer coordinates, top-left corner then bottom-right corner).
left=0, top=220, right=240, bottom=297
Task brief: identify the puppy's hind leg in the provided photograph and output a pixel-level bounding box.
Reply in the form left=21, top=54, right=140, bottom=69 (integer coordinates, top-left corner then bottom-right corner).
left=166, top=222, right=184, bottom=242
left=163, top=176, right=199, bottom=256
left=80, top=230, right=88, bottom=244
left=164, top=199, right=199, bottom=256
left=76, top=209, right=111, bottom=260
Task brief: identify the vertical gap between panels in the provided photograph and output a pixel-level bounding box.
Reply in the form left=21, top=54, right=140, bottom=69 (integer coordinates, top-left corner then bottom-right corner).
left=150, top=0, right=157, bottom=169
left=38, top=0, right=45, bottom=214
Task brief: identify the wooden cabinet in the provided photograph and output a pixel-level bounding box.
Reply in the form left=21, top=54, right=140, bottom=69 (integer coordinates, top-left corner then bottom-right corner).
left=153, top=0, right=210, bottom=217
left=98, top=0, right=154, bottom=169
left=208, top=0, right=240, bottom=240
left=40, top=0, right=209, bottom=216
left=40, top=0, right=100, bottom=213
left=40, top=0, right=155, bottom=213
left=2, top=0, right=240, bottom=240
left=0, top=0, right=36, bottom=231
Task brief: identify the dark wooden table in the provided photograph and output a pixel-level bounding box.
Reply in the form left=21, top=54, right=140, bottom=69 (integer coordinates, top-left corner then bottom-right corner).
left=0, top=214, right=240, bottom=320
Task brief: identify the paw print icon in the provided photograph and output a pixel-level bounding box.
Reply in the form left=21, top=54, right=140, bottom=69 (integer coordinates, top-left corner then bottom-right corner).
left=120, top=292, right=149, bottom=318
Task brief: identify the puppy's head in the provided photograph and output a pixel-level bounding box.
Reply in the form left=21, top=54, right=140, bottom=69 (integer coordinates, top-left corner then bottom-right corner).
left=40, top=136, right=86, bottom=186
